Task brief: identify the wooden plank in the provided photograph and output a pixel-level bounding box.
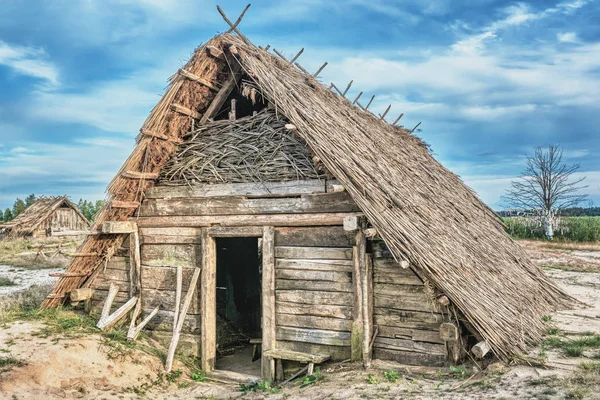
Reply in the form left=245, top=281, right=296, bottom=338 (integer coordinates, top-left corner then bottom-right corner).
left=373, top=337, right=446, bottom=356
left=276, top=340, right=350, bottom=362
left=276, top=290, right=353, bottom=306
left=373, top=271, right=423, bottom=286
left=100, top=283, right=119, bottom=320
left=377, top=325, right=444, bottom=345
left=165, top=266, right=201, bottom=372
left=170, top=103, right=202, bottom=119
left=207, top=226, right=263, bottom=237
left=374, top=310, right=444, bottom=331
left=70, top=288, right=93, bottom=302
left=140, top=265, right=196, bottom=290
left=141, top=234, right=203, bottom=245
left=97, top=296, right=137, bottom=330
left=374, top=294, right=437, bottom=313
left=141, top=244, right=201, bottom=268
left=139, top=192, right=359, bottom=216
left=374, top=283, right=429, bottom=297
left=275, top=279, right=352, bottom=293
left=172, top=265, right=183, bottom=339
left=263, top=349, right=330, bottom=364
left=145, top=180, right=327, bottom=199
left=141, top=287, right=201, bottom=314
left=372, top=348, right=446, bottom=367
left=111, top=200, right=141, bottom=209
left=275, top=246, right=353, bottom=260
left=178, top=68, right=219, bottom=91
left=140, top=227, right=202, bottom=237
left=276, top=314, right=352, bottom=332
left=276, top=259, right=353, bottom=271
left=200, top=229, right=216, bottom=372
left=351, top=236, right=363, bottom=362
left=121, top=170, right=159, bottom=180
left=275, top=269, right=352, bottom=283
left=133, top=213, right=359, bottom=228
left=105, top=256, right=130, bottom=271
left=261, top=226, right=276, bottom=382
left=127, top=306, right=160, bottom=341
left=276, top=302, right=352, bottom=320
left=206, top=370, right=260, bottom=384
left=274, top=226, right=353, bottom=247
left=102, top=221, right=137, bottom=234
left=276, top=327, right=351, bottom=347
left=362, top=249, right=372, bottom=366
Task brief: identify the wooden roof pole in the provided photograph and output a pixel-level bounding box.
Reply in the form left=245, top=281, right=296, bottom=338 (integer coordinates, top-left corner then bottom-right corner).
left=217, top=4, right=251, bottom=44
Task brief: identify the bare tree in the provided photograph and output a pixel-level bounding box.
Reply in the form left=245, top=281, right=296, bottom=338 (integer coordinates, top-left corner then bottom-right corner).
left=503, top=145, right=588, bottom=239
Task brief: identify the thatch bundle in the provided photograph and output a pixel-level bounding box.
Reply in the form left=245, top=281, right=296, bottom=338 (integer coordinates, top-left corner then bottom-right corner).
left=160, top=109, right=325, bottom=185
left=224, top=35, right=576, bottom=360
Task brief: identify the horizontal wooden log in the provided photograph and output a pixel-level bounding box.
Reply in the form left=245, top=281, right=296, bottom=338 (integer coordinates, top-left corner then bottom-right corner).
left=276, top=314, right=352, bottom=332
left=373, top=337, right=446, bottom=356
left=140, top=227, right=202, bottom=244
left=276, top=302, right=352, bottom=320
left=140, top=128, right=184, bottom=144
left=139, top=192, right=359, bottom=217
left=264, top=349, right=330, bottom=364
left=277, top=326, right=351, bottom=346
left=111, top=200, right=141, bottom=209
left=170, top=103, right=202, bottom=119
left=276, top=340, right=350, bottom=362
left=206, top=45, right=224, bottom=59
left=374, top=310, right=444, bottom=330
left=377, top=325, right=444, bottom=344
left=275, top=246, right=353, bottom=260
left=373, top=348, right=446, bottom=367
left=70, top=288, right=93, bottom=302
left=472, top=341, right=491, bottom=358
left=121, top=170, right=159, bottom=180
left=374, top=283, right=428, bottom=297
left=275, top=279, right=352, bottom=293
left=132, top=213, right=360, bottom=228
left=276, top=290, right=353, bottom=306
left=140, top=244, right=201, bottom=268
left=178, top=68, right=219, bottom=91
left=145, top=180, right=328, bottom=199
left=373, top=266, right=423, bottom=285
left=275, top=269, right=352, bottom=283
left=207, top=226, right=263, bottom=237
left=102, top=221, right=137, bottom=234
left=276, top=259, right=353, bottom=271
left=274, top=226, right=354, bottom=247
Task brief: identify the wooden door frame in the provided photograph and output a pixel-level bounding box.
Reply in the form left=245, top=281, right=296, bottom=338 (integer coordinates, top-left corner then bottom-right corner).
left=200, top=225, right=276, bottom=381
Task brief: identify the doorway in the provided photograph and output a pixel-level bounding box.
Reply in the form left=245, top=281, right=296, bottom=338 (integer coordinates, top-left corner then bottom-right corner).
left=214, top=237, right=262, bottom=376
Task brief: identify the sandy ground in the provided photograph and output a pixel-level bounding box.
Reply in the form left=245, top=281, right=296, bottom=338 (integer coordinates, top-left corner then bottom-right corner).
left=0, top=240, right=599, bottom=399
left=0, top=265, right=61, bottom=296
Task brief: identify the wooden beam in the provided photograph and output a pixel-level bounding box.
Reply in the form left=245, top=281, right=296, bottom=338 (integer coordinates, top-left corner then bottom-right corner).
left=121, top=170, right=160, bottom=180
left=228, top=98, right=236, bottom=121
left=363, top=251, right=373, bottom=367
left=351, top=242, right=363, bottom=361
left=217, top=4, right=251, bottom=44
left=178, top=68, right=220, bottom=91
left=207, top=226, right=263, bottom=237
left=173, top=265, right=183, bottom=337
left=102, top=221, right=137, bottom=234
left=380, top=105, right=391, bottom=120
left=313, top=62, right=328, bottom=77
left=170, top=103, right=202, bottom=119
left=410, top=121, right=422, bottom=134
left=200, top=61, right=242, bottom=123
left=140, top=128, right=183, bottom=144
left=111, top=200, right=141, bottom=209
left=294, top=62, right=310, bottom=75
left=70, top=288, right=93, bottom=302
left=342, top=80, right=353, bottom=97
left=352, top=92, right=363, bottom=105
left=200, top=229, right=217, bottom=372
left=132, top=212, right=360, bottom=228
left=49, top=272, right=90, bottom=278
left=63, top=252, right=98, bottom=257
left=127, top=306, right=160, bottom=341
left=392, top=113, right=404, bottom=126
left=471, top=341, right=490, bottom=358
left=127, top=228, right=142, bottom=335
left=290, top=48, right=304, bottom=64
left=262, top=226, right=276, bottom=382
left=365, top=95, right=375, bottom=110
left=206, top=45, right=224, bottom=59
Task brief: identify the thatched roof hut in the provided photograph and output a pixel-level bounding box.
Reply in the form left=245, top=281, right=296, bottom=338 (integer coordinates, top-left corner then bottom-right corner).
left=0, top=196, right=90, bottom=238
left=43, top=8, right=575, bottom=381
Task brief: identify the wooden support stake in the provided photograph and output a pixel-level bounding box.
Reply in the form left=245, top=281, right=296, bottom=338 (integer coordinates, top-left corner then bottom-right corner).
left=380, top=104, right=391, bottom=120
left=166, top=267, right=202, bottom=372
left=365, top=95, right=375, bottom=110
left=330, top=83, right=343, bottom=96
left=392, top=113, right=404, bottom=125
left=272, top=48, right=288, bottom=61
left=121, top=170, right=159, bottom=180
left=290, top=48, right=304, bottom=64
left=261, top=226, right=276, bottom=382
left=219, top=3, right=251, bottom=41
left=352, top=92, right=363, bottom=105
left=97, top=296, right=137, bottom=330
left=173, top=265, right=183, bottom=337
left=100, top=283, right=119, bottom=321
left=410, top=121, right=422, bottom=134
left=127, top=228, right=142, bottom=336
left=127, top=306, right=160, bottom=341
left=178, top=68, right=220, bottom=91
left=264, top=44, right=271, bottom=51
left=342, top=80, right=353, bottom=97
left=313, top=62, right=328, bottom=77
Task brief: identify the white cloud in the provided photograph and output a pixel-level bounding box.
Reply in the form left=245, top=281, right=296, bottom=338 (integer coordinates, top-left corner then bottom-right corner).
left=10, top=146, right=32, bottom=154
left=0, top=40, right=58, bottom=84
left=557, top=32, right=579, bottom=43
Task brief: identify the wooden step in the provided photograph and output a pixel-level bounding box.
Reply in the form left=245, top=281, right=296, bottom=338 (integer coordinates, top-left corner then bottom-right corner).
left=263, top=349, right=330, bottom=364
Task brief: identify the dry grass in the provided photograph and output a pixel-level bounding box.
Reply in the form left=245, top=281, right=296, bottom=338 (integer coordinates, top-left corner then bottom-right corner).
left=0, top=238, right=77, bottom=269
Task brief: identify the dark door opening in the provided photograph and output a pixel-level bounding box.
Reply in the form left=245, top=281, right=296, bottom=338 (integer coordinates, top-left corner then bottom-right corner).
left=214, top=237, right=262, bottom=376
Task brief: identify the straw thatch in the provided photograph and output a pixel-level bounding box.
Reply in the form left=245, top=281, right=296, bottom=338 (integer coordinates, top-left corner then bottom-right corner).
left=44, top=27, right=577, bottom=360
left=160, top=109, right=326, bottom=185
left=0, top=196, right=89, bottom=237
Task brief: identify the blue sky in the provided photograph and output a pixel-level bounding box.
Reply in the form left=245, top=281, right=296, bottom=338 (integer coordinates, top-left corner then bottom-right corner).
left=0, top=0, right=599, bottom=211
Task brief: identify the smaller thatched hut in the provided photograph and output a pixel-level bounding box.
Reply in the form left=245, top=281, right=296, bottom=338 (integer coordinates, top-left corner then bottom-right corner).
left=0, top=196, right=90, bottom=238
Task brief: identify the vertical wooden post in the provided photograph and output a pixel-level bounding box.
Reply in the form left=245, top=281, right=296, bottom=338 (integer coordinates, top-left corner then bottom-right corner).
left=200, top=228, right=217, bottom=372
left=127, top=225, right=143, bottom=338
left=351, top=230, right=365, bottom=361
left=261, top=226, right=276, bottom=382
left=362, top=251, right=373, bottom=367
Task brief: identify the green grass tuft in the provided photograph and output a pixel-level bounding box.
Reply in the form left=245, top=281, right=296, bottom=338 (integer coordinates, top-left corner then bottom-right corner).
left=0, top=277, right=16, bottom=287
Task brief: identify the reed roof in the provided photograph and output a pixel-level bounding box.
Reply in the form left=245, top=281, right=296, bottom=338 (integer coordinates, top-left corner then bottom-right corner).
left=44, top=20, right=576, bottom=360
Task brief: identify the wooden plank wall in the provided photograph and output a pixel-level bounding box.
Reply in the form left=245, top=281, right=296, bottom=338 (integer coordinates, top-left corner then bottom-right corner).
left=274, top=226, right=355, bottom=361
left=372, top=256, right=447, bottom=366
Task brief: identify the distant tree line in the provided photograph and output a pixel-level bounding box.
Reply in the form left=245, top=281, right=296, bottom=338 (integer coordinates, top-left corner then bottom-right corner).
left=0, top=194, right=106, bottom=223
left=498, top=206, right=600, bottom=218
